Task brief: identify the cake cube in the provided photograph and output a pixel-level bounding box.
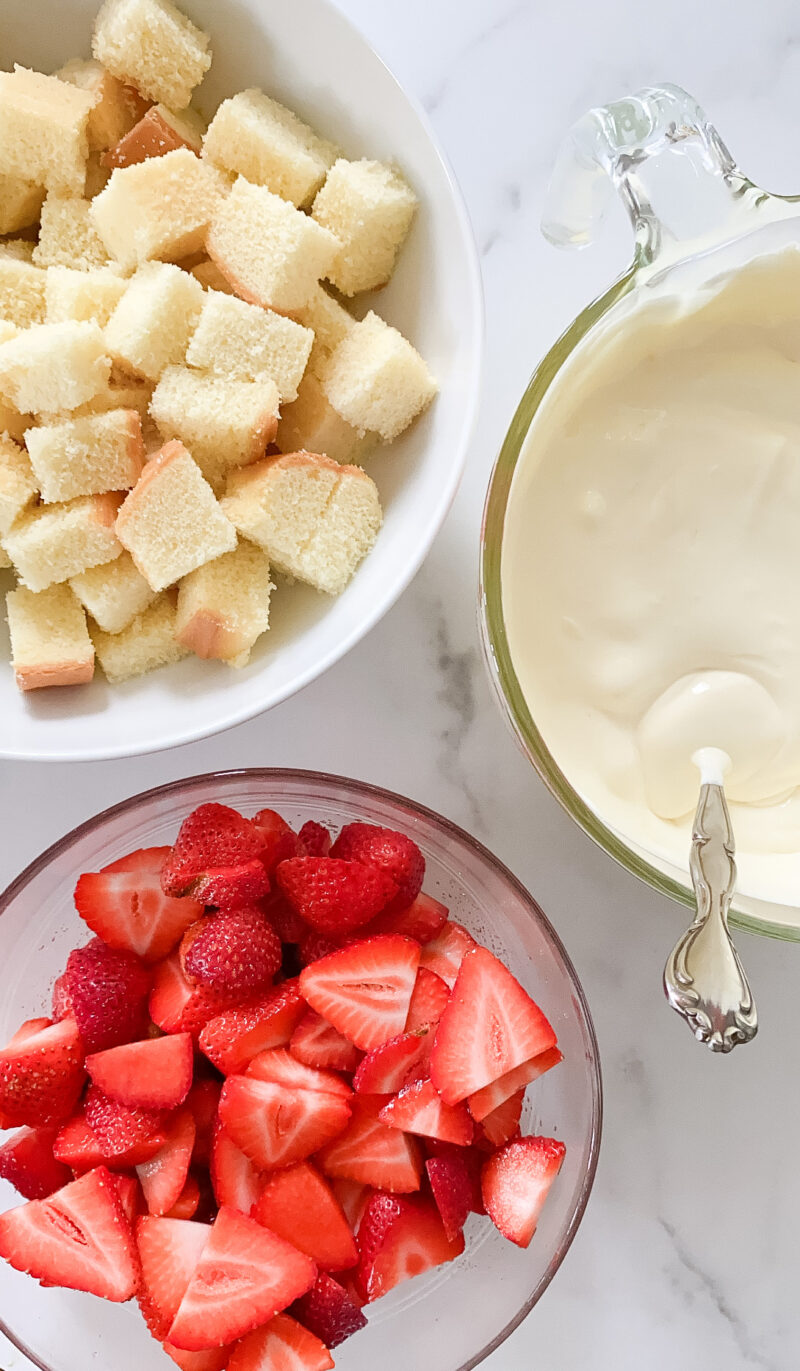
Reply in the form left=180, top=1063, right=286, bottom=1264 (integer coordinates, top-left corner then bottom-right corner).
left=45, top=266, right=128, bottom=327
left=293, top=283, right=355, bottom=374
left=175, top=541, right=273, bottom=663
left=277, top=370, right=373, bottom=466
left=0, top=321, right=111, bottom=415
left=207, top=178, right=339, bottom=313
left=25, top=409, right=144, bottom=503
left=150, top=367, right=280, bottom=490
left=116, top=440, right=237, bottom=590
left=312, top=159, right=417, bottom=296
left=202, top=89, right=337, bottom=209
left=0, top=259, right=48, bottom=328
left=0, top=67, right=95, bottom=196
left=7, top=583, right=95, bottom=690
left=71, top=549, right=155, bottom=633
left=56, top=58, right=149, bottom=153
left=0, top=434, right=38, bottom=535
left=319, top=311, right=437, bottom=441
left=105, top=104, right=205, bottom=170
left=91, top=149, right=228, bottom=273
left=0, top=174, right=45, bottom=236
left=91, top=591, right=188, bottom=681
left=185, top=291, right=312, bottom=401
left=33, top=194, right=112, bottom=271
left=92, top=0, right=212, bottom=110
left=5, top=493, right=121, bottom=591
left=105, top=262, right=205, bottom=381
left=0, top=240, right=36, bottom=264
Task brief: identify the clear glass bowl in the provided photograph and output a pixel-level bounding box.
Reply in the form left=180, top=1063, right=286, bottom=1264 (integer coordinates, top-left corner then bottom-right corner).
left=0, top=769, right=601, bottom=1371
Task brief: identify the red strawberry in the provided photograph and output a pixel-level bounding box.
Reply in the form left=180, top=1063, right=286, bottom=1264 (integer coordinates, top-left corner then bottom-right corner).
left=254, top=1162, right=357, bottom=1272
left=379, top=1079, right=473, bottom=1146
left=424, top=1140, right=485, bottom=1214
left=53, top=1112, right=106, bottom=1171
left=297, top=929, right=346, bottom=967
left=199, top=982, right=306, bottom=1077
left=137, top=1214, right=212, bottom=1340
left=263, top=894, right=306, bottom=945
left=102, top=847, right=172, bottom=875
left=405, top=967, right=451, bottom=1037
left=355, top=1191, right=463, bottom=1302
left=431, top=947, right=558, bottom=1105
left=65, top=937, right=151, bottom=1053
left=112, top=1173, right=141, bottom=1225
left=219, top=1077, right=350, bottom=1171
left=353, top=1032, right=428, bottom=1095
left=331, top=824, right=425, bottom=908
left=51, top=974, right=73, bottom=1021
left=425, top=1155, right=473, bottom=1242
left=251, top=809, right=304, bottom=873
left=187, top=1078, right=222, bottom=1165
left=418, top=922, right=477, bottom=988
left=149, top=954, right=237, bottom=1039
left=317, top=1097, right=422, bottom=1194
left=167, top=1206, right=317, bottom=1351
left=367, top=891, right=449, bottom=943
left=180, top=909, right=281, bottom=996
left=74, top=868, right=203, bottom=965
left=86, top=1032, right=194, bottom=1110
left=163, top=1345, right=230, bottom=1371
left=246, top=1048, right=352, bottom=1100
left=481, top=1136, right=566, bottom=1247
left=329, top=1179, right=370, bottom=1233
left=137, top=1108, right=196, bottom=1216
left=85, top=1085, right=167, bottom=1164
left=161, top=804, right=266, bottom=899
left=468, top=1045, right=563, bottom=1122
left=479, top=1090, right=524, bottom=1148
left=0, top=1127, right=71, bottom=1199
left=0, top=1016, right=84, bottom=1128
left=299, top=936, right=420, bottom=1051
left=290, top=1011, right=361, bottom=1073
left=291, top=1272, right=367, bottom=1349
left=277, top=858, right=398, bottom=936
left=165, top=1173, right=201, bottom=1220
left=228, top=1313, right=334, bottom=1371
left=0, top=1166, right=140, bottom=1301
left=298, top=821, right=333, bottom=858
left=193, top=861, right=271, bottom=911
left=210, top=1124, right=262, bottom=1215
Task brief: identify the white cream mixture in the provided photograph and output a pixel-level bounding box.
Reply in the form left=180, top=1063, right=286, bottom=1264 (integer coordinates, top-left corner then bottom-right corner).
left=502, top=248, right=800, bottom=906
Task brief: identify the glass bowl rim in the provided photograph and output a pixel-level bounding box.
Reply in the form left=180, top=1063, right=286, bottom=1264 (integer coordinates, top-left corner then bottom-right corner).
left=0, top=766, right=603, bottom=1371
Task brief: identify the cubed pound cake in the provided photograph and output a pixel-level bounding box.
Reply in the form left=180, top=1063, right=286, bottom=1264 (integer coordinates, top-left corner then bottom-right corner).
left=92, top=0, right=212, bottom=110
left=116, top=440, right=236, bottom=591
left=71, top=549, right=155, bottom=634
left=104, top=105, right=206, bottom=170
left=0, top=434, right=38, bottom=536
left=45, top=267, right=128, bottom=327
left=7, top=583, right=95, bottom=690
left=5, top=493, right=121, bottom=593
left=207, top=178, right=340, bottom=314
left=25, top=409, right=144, bottom=503
left=185, top=292, right=312, bottom=401
left=203, top=89, right=337, bottom=209
left=0, top=321, right=111, bottom=415
left=0, top=67, right=95, bottom=196
left=91, top=149, right=228, bottom=273
left=312, top=158, right=417, bottom=296
left=293, top=283, right=355, bottom=375
left=222, top=452, right=382, bottom=596
left=0, top=174, right=45, bottom=237
left=91, top=591, right=188, bottom=681
left=56, top=58, right=149, bottom=154
left=105, top=263, right=205, bottom=381
left=176, top=541, right=273, bottom=664
left=319, top=311, right=437, bottom=442
left=0, top=259, right=48, bottom=329
left=277, top=371, right=372, bottom=467
left=150, top=368, right=280, bottom=491
left=33, top=193, right=112, bottom=271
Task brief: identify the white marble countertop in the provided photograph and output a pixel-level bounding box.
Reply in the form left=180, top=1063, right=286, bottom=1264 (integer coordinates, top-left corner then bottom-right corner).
left=3, top=1, right=800, bottom=1367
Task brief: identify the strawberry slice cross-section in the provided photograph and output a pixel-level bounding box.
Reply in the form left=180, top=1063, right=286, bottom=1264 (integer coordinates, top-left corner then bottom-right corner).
left=219, top=1076, right=351, bottom=1171
left=355, top=1191, right=464, bottom=1303
left=74, top=866, right=203, bottom=964
left=253, top=1162, right=358, bottom=1273
left=299, top=935, right=420, bottom=1051
left=481, top=1135, right=566, bottom=1248
left=86, top=1032, right=194, bottom=1111
left=316, top=1096, right=422, bottom=1194
left=199, top=981, right=306, bottom=1075
left=228, top=1313, right=334, bottom=1371
left=137, top=1213, right=212, bottom=1341
left=379, top=1079, right=474, bottom=1146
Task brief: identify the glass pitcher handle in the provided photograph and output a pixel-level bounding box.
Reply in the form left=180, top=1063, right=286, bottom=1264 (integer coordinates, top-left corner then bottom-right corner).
left=542, top=83, right=750, bottom=262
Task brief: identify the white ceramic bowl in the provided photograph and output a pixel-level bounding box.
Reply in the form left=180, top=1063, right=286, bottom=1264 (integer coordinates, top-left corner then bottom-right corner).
left=0, top=0, right=483, bottom=762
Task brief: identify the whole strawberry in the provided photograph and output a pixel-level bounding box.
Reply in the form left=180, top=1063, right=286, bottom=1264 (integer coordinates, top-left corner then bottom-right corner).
left=180, top=908, right=282, bottom=996
left=276, top=858, right=398, bottom=935
left=65, top=938, right=151, bottom=1054
left=331, top=824, right=425, bottom=907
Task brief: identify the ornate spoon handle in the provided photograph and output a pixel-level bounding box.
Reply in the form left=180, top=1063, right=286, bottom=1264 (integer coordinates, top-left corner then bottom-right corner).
left=663, top=781, right=757, bottom=1051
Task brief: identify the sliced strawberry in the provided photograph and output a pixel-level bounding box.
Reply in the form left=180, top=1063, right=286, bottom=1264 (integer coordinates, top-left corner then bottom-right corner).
left=291, top=1272, right=367, bottom=1349
left=0, top=1166, right=140, bottom=1301
left=298, top=821, right=333, bottom=858
left=210, top=1124, right=262, bottom=1215
left=299, top=936, right=420, bottom=1051
left=405, top=968, right=451, bottom=1035
left=85, top=1085, right=167, bottom=1164
left=164, top=1173, right=201, bottom=1220
left=53, top=1112, right=106, bottom=1172
left=425, top=1155, right=473, bottom=1242
left=137, top=1214, right=212, bottom=1340
left=418, top=922, right=477, bottom=988
left=86, top=1032, right=194, bottom=1111
left=353, top=1031, right=428, bottom=1095
left=181, top=909, right=281, bottom=996
left=246, top=1048, right=352, bottom=1100
left=254, top=1162, right=357, bottom=1272
left=329, top=1178, right=370, bottom=1233
left=430, top=947, right=558, bottom=1105
left=251, top=809, right=304, bottom=873
left=199, top=982, right=305, bottom=1075
left=51, top=974, right=73, bottom=1021
left=112, top=1173, right=141, bottom=1225
left=330, top=823, right=425, bottom=907
left=480, top=1089, right=524, bottom=1148
left=367, top=891, right=449, bottom=943
left=379, top=1079, right=473, bottom=1146
left=163, top=1345, right=230, bottom=1371
left=290, top=1010, right=361, bottom=1073
left=161, top=804, right=266, bottom=898
left=355, top=1191, right=463, bottom=1302
left=298, top=929, right=346, bottom=968
left=74, top=869, right=203, bottom=965
left=277, top=858, right=398, bottom=936
left=481, top=1136, right=566, bottom=1247
left=150, top=954, right=237, bottom=1040
left=219, top=1077, right=350, bottom=1171
left=228, top=1313, right=334, bottom=1371
left=316, top=1096, right=422, bottom=1194
left=65, top=937, right=151, bottom=1053
left=468, top=1046, right=563, bottom=1121
left=137, top=1108, right=196, bottom=1216
left=168, top=1206, right=317, bottom=1351
left=188, top=1078, right=222, bottom=1165
left=192, top=861, right=271, bottom=911
left=0, top=1016, right=84, bottom=1128
left=0, top=1127, right=71, bottom=1199
left=424, top=1140, right=485, bottom=1214
left=102, top=847, right=172, bottom=875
